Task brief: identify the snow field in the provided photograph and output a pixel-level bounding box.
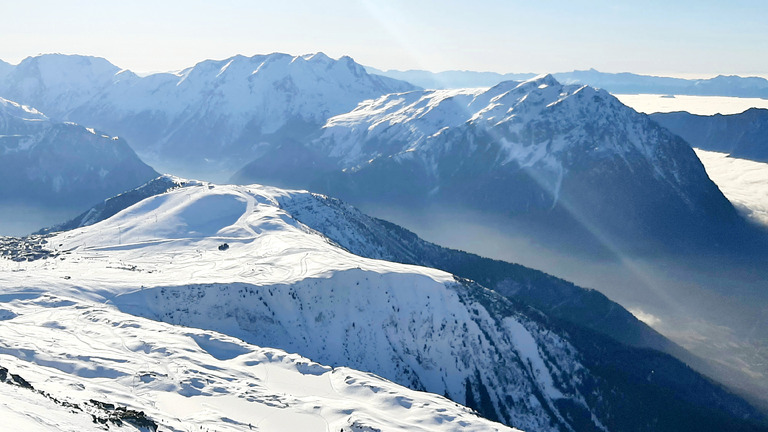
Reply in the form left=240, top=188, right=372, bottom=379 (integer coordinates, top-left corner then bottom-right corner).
left=0, top=293, right=516, bottom=431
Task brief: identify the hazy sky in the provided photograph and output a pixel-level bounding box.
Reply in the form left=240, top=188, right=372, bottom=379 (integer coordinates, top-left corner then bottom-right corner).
left=2, top=0, right=767, bottom=77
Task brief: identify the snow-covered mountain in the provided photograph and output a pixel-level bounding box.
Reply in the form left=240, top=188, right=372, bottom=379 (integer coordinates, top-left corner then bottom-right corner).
left=0, top=53, right=417, bottom=179
left=0, top=97, right=158, bottom=234
left=0, top=55, right=124, bottom=116
left=274, top=190, right=689, bottom=353
left=652, top=108, right=768, bottom=162
left=3, top=180, right=765, bottom=431
left=233, top=75, right=750, bottom=255
left=231, top=76, right=768, bottom=403
left=42, top=175, right=688, bottom=364
left=36, top=175, right=193, bottom=235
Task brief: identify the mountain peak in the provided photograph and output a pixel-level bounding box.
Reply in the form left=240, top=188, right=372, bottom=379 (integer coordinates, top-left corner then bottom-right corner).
left=1, top=54, right=125, bottom=118
left=522, top=73, right=560, bottom=88
left=300, top=52, right=332, bottom=63
left=17, top=53, right=121, bottom=76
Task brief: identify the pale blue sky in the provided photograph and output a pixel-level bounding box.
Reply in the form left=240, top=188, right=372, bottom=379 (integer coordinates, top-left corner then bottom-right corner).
left=2, top=0, right=767, bottom=77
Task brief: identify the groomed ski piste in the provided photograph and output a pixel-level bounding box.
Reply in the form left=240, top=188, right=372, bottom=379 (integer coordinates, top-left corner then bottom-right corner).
left=0, top=180, right=531, bottom=431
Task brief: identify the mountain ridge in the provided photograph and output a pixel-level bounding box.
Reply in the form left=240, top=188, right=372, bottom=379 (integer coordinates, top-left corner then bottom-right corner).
left=234, top=74, right=751, bottom=255
left=651, top=108, right=768, bottom=162
left=0, top=52, right=418, bottom=180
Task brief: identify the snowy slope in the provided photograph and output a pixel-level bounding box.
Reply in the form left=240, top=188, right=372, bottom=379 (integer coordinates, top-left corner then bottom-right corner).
left=0, top=294, right=515, bottom=432
left=36, top=175, right=194, bottom=235
left=39, top=175, right=695, bottom=358
left=32, top=175, right=698, bottom=357
left=3, top=181, right=766, bottom=431
left=0, top=53, right=417, bottom=179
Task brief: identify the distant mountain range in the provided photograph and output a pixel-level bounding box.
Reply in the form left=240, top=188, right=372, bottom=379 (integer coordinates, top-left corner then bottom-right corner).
left=652, top=108, right=768, bottom=162
left=3, top=53, right=766, bottom=186
left=367, top=66, right=768, bottom=98
left=0, top=53, right=417, bottom=179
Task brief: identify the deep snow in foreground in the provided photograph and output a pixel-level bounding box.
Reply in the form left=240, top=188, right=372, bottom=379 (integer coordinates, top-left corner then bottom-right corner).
left=614, top=93, right=768, bottom=115
left=695, top=149, right=768, bottom=226
left=0, top=295, right=514, bottom=432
